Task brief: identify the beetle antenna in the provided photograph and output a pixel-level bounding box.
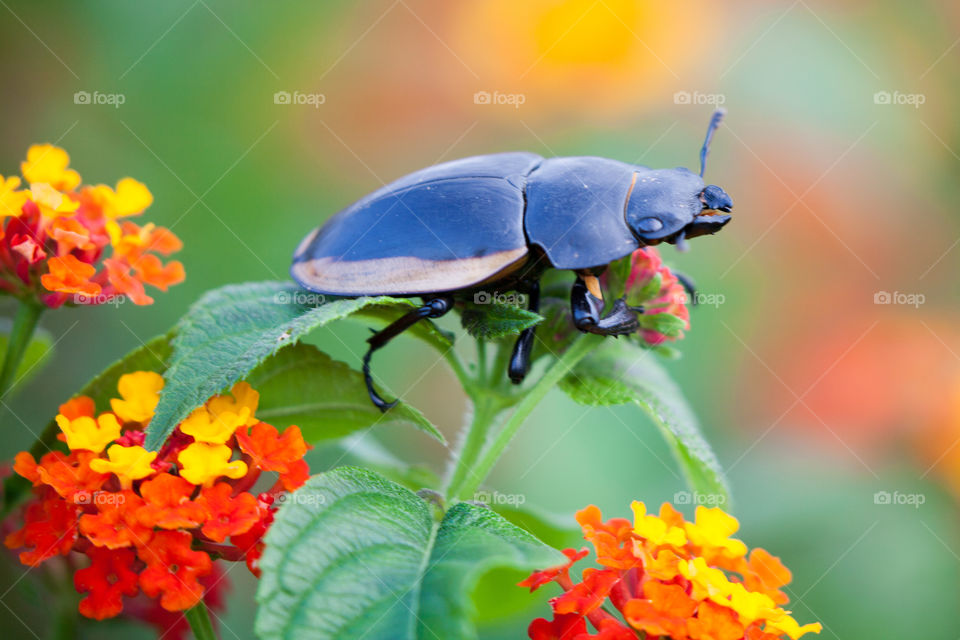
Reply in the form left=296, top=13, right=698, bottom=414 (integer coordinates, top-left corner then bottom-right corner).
left=699, top=108, right=726, bottom=178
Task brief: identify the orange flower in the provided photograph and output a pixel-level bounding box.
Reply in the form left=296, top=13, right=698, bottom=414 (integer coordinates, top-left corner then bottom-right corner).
left=34, top=450, right=108, bottom=501
left=138, top=530, right=212, bottom=611
left=138, top=473, right=205, bottom=530
left=6, top=373, right=305, bottom=622
left=236, top=422, right=310, bottom=490
left=520, top=500, right=822, bottom=640
left=623, top=581, right=698, bottom=638
left=74, top=547, right=140, bottom=620
left=1, top=144, right=184, bottom=308
left=41, top=254, right=100, bottom=297
left=132, top=254, right=185, bottom=291
left=79, top=491, right=151, bottom=549
left=528, top=613, right=589, bottom=640
left=104, top=258, right=153, bottom=305
left=195, top=482, right=260, bottom=542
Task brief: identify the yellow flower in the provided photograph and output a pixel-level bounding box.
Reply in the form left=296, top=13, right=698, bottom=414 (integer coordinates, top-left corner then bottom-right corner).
left=29, top=182, right=80, bottom=219
left=631, top=500, right=686, bottom=548
left=21, top=144, right=81, bottom=191
left=89, top=444, right=156, bottom=489
left=726, top=582, right=779, bottom=623
left=177, top=442, right=248, bottom=487
left=684, top=505, right=748, bottom=559
left=55, top=413, right=121, bottom=453
left=679, top=556, right=733, bottom=603
left=765, top=614, right=823, bottom=639
left=207, top=381, right=259, bottom=427
left=90, top=178, right=153, bottom=219
left=110, top=371, right=164, bottom=423
left=0, top=175, right=30, bottom=218
left=180, top=405, right=250, bottom=445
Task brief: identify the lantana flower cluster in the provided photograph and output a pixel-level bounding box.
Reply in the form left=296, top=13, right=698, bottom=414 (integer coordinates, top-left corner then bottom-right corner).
left=620, top=247, right=690, bottom=346
left=5, top=372, right=310, bottom=622
left=0, top=144, right=184, bottom=307
left=520, top=501, right=822, bottom=640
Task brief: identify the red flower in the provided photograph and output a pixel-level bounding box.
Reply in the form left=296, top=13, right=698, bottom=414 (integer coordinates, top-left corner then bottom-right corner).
left=138, top=530, right=212, bottom=611
left=528, top=613, right=589, bottom=640
left=137, top=473, right=205, bottom=530
left=4, top=487, right=79, bottom=565
left=74, top=547, right=140, bottom=620
left=519, top=547, right=588, bottom=592
left=552, top=568, right=620, bottom=616
left=196, top=482, right=260, bottom=543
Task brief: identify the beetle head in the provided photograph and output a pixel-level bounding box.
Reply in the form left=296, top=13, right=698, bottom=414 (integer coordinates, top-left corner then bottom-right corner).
left=625, top=168, right=732, bottom=246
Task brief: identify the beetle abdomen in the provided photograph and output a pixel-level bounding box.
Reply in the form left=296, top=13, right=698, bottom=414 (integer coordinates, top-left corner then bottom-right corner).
left=291, top=169, right=533, bottom=296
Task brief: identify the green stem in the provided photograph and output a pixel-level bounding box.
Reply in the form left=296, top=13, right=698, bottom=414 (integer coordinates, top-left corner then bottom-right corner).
left=0, top=300, right=43, bottom=400
left=454, top=333, right=601, bottom=501
left=185, top=601, right=217, bottom=640
left=443, top=393, right=500, bottom=502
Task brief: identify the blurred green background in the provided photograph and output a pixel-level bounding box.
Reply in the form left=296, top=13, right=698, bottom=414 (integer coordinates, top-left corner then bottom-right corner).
left=2, top=0, right=960, bottom=637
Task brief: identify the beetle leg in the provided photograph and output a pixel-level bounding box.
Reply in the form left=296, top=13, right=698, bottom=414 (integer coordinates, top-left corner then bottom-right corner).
left=363, top=296, right=454, bottom=412
left=673, top=271, right=697, bottom=306
left=571, top=277, right=640, bottom=336
left=508, top=280, right=540, bottom=384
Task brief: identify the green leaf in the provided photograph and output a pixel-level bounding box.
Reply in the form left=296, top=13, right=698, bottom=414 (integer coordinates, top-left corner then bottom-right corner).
left=459, top=301, right=542, bottom=340
left=247, top=343, right=442, bottom=442
left=145, top=281, right=434, bottom=450
left=2, top=333, right=172, bottom=517
left=637, top=312, right=687, bottom=338
left=256, top=466, right=562, bottom=640
left=0, top=319, right=54, bottom=386
left=559, top=342, right=730, bottom=504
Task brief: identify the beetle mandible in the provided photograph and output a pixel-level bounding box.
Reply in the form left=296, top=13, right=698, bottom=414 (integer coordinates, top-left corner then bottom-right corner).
left=291, top=110, right=733, bottom=410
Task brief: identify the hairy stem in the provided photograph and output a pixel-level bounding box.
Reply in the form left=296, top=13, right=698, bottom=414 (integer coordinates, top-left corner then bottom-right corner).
left=454, top=333, right=600, bottom=501
left=443, top=393, right=500, bottom=502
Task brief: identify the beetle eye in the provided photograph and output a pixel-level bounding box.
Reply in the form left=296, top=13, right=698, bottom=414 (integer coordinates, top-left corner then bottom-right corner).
left=636, top=217, right=663, bottom=233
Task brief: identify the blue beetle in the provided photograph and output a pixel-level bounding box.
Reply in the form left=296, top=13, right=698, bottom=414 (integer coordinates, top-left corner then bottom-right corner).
left=292, top=110, right=733, bottom=409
